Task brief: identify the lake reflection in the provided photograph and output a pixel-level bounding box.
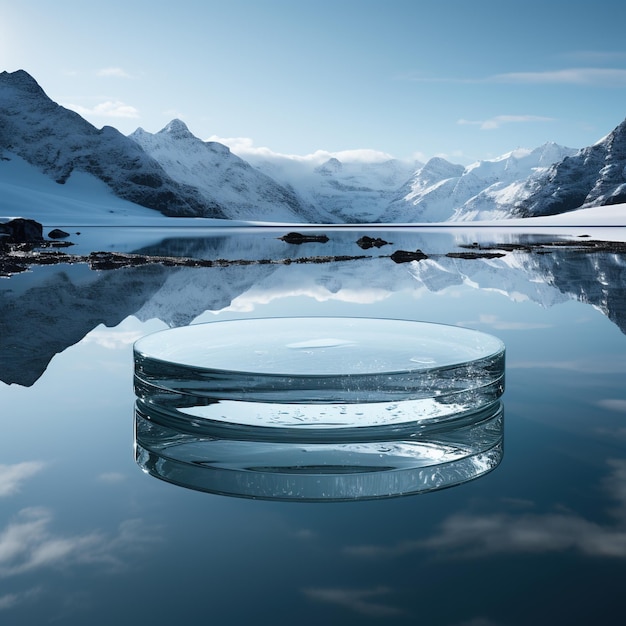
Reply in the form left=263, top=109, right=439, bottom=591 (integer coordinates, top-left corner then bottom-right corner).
left=1, top=226, right=626, bottom=624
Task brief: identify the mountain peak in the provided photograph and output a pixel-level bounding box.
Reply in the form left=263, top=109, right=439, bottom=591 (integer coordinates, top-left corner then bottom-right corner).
left=595, top=116, right=626, bottom=151
left=159, top=119, right=194, bottom=139
left=530, top=141, right=575, bottom=166
left=0, top=69, right=48, bottom=99
left=419, top=157, right=465, bottom=181
left=1, top=69, right=40, bottom=87
left=315, top=157, right=343, bottom=175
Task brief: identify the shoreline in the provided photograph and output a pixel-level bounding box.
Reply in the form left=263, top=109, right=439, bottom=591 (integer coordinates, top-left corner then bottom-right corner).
left=3, top=232, right=626, bottom=278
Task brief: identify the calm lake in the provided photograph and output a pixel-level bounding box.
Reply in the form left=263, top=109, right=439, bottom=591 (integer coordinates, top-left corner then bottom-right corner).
left=1, top=225, right=626, bottom=625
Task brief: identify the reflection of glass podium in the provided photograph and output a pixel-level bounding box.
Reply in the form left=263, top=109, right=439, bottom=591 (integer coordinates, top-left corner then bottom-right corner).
left=133, top=318, right=505, bottom=501
left=134, top=400, right=503, bottom=501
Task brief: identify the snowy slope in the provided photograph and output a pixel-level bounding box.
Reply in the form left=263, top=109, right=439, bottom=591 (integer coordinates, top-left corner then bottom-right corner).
left=380, top=143, right=577, bottom=222
left=243, top=151, right=418, bottom=222
left=0, top=70, right=224, bottom=218
left=510, top=119, right=626, bottom=218
left=0, top=151, right=167, bottom=224
left=129, top=120, right=333, bottom=223
left=3, top=146, right=625, bottom=230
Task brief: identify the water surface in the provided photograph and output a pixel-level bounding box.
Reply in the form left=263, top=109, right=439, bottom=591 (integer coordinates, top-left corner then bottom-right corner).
left=1, top=226, right=625, bottom=624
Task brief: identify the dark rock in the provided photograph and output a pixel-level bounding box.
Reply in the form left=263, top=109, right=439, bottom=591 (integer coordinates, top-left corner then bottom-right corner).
left=356, top=236, right=390, bottom=249
left=0, top=218, right=43, bottom=243
left=390, top=249, right=428, bottom=263
left=279, top=232, right=329, bottom=244
left=446, top=251, right=506, bottom=259
left=0, top=258, right=29, bottom=276
left=48, top=228, right=71, bottom=239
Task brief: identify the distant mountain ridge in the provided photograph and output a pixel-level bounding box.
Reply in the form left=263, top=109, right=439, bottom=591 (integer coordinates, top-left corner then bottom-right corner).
left=130, top=120, right=331, bottom=222
left=243, top=151, right=418, bottom=222
left=2, top=69, right=626, bottom=223
left=510, top=119, right=626, bottom=217
left=379, top=143, right=578, bottom=222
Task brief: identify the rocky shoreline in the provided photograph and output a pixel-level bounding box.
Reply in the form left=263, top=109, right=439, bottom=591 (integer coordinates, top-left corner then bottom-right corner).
left=2, top=219, right=626, bottom=278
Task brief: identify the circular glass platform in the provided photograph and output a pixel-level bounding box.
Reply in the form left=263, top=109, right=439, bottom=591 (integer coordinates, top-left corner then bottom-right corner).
left=133, top=317, right=505, bottom=434
left=134, top=399, right=504, bottom=502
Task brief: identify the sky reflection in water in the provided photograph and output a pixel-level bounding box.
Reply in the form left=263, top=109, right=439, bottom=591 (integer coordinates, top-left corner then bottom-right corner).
left=1, top=228, right=626, bottom=624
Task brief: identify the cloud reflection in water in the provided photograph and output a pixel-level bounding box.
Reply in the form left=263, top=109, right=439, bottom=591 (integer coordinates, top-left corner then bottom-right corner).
left=344, top=459, right=626, bottom=560
left=0, top=507, right=161, bottom=578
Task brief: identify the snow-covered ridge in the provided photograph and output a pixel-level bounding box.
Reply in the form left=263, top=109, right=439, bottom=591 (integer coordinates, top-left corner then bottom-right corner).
left=129, top=120, right=332, bottom=223
left=1, top=70, right=626, bottom=224
left=0, top=70, right=220, bottom=219
left=242, top=150, right=419, bottom=223
left=379, top=143, right=579, bottom=222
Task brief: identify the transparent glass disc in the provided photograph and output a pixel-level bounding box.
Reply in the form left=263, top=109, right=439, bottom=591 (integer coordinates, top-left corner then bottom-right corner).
left=133, top=317, right=505, bottom=432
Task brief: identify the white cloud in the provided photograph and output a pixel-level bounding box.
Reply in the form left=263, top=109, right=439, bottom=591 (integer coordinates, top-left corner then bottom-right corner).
left=97, top=67, right=132, bottom=78
left=64, top=101, right=140, bottom=119
left=328, top=148, right=396, bottom=163
left=400, top=67, right=626, bottom=87
left=433, top=149, right=467, bottom=162
left=457, top=115, right=554, bottom=131
left=205, top=135, right=395, bottom=164
left=0, top=462, right=45, bottom=498
left=302, top=586, right=404, bottom=617
left=206, top=135, right=255, bottom=153
left=411, top=150, right=429, bottom=162
left=491, top=68, right=626, bottom=87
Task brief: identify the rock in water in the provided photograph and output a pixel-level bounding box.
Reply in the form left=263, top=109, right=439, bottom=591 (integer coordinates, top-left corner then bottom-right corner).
left=48, top=228, right=71, bottom=239
left=0, top=218, right=43, bottom=242
left=279, top=232, right=329, bottom=244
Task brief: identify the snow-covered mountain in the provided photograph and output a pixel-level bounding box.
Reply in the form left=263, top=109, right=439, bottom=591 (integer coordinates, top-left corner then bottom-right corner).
left=2, top=69, right=626, bottom=223
left=379, top=143, right=577, bottom=222
left=242, top=152, right=419, bottom=223
left=129, top=120, right=332, bottom=223
left=0, top=70, right=221, bottom=218
left=510, top=118, right=626, bottom=218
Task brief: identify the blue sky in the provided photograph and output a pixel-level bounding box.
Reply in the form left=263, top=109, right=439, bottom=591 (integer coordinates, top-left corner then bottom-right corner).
left=3, top=0, right=626, bottom=164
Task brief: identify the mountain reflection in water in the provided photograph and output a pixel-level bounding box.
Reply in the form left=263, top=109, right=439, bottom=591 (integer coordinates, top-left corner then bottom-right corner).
left=2, top=227, right=625, bottom=387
